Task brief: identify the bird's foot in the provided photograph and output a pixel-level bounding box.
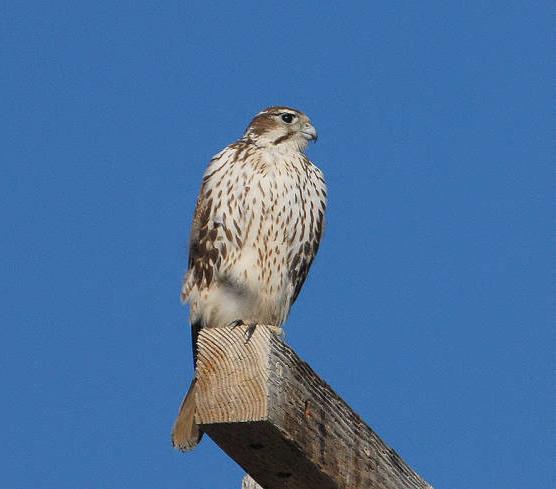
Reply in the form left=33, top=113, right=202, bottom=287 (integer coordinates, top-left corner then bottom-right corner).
left=228, top=319, right=246, bottom=330
left=227, top=320, right=284, bottom=342
left=228, top=319, right=256, bottom=342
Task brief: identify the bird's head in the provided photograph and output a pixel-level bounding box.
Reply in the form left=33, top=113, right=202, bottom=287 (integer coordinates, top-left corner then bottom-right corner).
left=242, top=106, right=317, bottom=152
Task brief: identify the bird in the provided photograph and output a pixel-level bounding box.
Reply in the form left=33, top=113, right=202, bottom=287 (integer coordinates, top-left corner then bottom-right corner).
left=171, top=106, right=327, bottom=450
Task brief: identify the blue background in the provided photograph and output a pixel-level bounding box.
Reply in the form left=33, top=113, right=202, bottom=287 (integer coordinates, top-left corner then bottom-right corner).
left=2, top=2, right=554, bottom=488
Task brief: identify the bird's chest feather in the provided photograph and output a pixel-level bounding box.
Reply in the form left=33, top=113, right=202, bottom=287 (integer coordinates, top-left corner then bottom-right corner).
left=220, top=157, right=309, bottom=289
left=243, top=163, right=307, bottom=248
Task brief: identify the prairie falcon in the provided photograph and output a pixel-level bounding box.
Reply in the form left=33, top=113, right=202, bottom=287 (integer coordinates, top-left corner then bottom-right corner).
left=172, top=106, right=327, bottom=450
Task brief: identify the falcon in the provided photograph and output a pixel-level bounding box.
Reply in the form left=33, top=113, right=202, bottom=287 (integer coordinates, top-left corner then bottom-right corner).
left=172, top=106, right=327, bottom=450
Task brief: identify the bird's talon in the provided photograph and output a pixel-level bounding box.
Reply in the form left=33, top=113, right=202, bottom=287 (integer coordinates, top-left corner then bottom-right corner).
left=244, top=324, right=257, bottom=342
left=229, top=321, right=283, bottom=341
left=228, top=319, right=244, bottom=330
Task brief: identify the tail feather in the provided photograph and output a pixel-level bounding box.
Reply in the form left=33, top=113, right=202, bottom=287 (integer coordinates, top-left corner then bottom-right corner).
left=171, top=378, right=203, bottom=451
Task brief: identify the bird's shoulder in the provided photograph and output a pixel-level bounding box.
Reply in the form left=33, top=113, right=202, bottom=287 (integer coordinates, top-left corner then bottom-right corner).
left=202, top=141, right=257, bottom=180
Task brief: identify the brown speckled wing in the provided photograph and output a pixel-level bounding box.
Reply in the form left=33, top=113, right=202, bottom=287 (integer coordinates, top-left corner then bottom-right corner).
left=187, top=188, right=218, bottom=290
left=288, top=164, right=327, bottom=305
left=181, top=152, right=237, bottom=302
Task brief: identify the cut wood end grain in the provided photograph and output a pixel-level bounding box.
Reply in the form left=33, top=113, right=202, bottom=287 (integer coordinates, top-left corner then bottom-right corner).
left=195, top=325, right=272, bottom=424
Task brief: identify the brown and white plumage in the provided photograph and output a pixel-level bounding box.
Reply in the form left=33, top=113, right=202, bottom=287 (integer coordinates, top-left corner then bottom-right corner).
left=172, top=106, right=327, bottom=450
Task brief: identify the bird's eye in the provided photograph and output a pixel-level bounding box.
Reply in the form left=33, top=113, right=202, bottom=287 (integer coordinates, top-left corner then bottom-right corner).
left=281, top=113, right=295, bottom=123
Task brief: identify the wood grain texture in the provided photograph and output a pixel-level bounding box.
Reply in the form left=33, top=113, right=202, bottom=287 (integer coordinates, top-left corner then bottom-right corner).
left=242, top=475, right=263, bottom=489
left=195, top=325, right=433, bottom=489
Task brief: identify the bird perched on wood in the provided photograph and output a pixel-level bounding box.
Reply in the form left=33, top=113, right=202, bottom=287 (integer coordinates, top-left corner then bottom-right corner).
left=172, top=106, right=327, bottom=450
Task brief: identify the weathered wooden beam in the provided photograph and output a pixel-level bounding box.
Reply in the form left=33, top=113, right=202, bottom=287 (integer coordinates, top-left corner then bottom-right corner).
left=242, top=474, right=263, bottom=489
left=196, top=326, right=433, bottom=489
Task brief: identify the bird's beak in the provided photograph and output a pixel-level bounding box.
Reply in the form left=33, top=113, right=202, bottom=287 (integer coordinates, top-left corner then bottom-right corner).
left=301, top=123, right=318, bottom=142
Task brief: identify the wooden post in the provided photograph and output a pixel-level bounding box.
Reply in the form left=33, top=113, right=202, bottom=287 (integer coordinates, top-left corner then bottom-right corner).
left=242, top=474, right=263, bottom=489
left=196, top=325, right=433, bottom=489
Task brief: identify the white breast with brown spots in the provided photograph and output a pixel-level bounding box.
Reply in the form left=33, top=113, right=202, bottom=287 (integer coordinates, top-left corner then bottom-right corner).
left=184, top=142, right=326, bottom=330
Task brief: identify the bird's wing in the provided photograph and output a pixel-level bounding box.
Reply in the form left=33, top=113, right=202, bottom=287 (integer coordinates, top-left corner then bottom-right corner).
left=181, top=146, right=243, bottom=303
left=288, top=161, right=327, bottom=305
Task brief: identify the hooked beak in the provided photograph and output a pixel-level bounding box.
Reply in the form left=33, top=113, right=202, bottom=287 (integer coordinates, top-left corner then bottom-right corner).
left=301, top=123, right=318, bottom=142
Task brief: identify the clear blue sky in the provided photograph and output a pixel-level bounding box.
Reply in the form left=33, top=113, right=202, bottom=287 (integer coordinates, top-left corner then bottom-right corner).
left=2, top=2, right=554, bottom=488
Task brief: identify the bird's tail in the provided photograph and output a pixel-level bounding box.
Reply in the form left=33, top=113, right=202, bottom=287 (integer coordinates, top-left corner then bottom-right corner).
left=171, top=378, right=203, bottom=451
